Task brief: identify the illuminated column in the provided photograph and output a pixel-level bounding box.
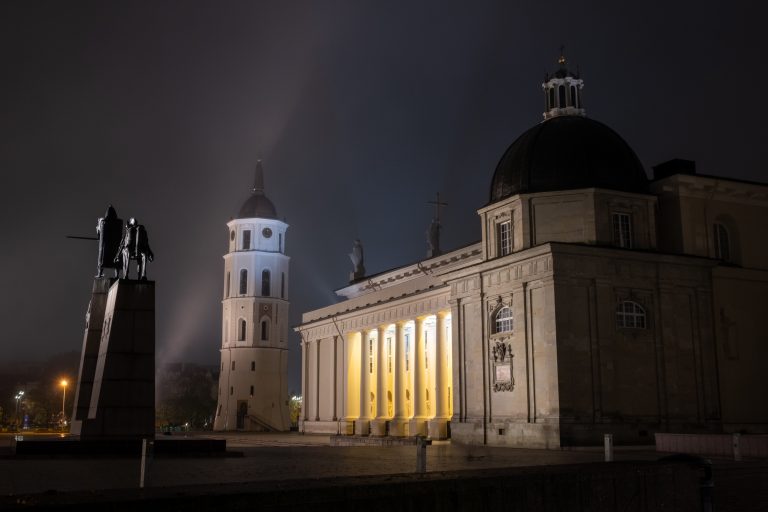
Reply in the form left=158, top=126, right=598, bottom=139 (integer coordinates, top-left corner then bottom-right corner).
left=301, top=341, right=309, bottom=423
left=341, top=331, right=359, bottom=435
left=429, top=311, right=450, bottom=439
left=372, top=325, right=388, bottom=436
left=408, top=316, right=427, bottom=436
left=355, top=329, right=371, bottom=435
left=314, top=339, right=321, bottom=421
left=390, top=321, right=408, bottom=436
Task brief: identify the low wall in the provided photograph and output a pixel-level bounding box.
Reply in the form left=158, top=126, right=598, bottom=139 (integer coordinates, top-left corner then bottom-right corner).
left=1, top=462, right=702, bottom=511
left=656, top=433, right=768, bottom=458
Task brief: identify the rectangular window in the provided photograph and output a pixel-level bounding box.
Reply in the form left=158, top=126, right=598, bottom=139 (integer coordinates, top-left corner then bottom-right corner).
left=369, top=339, right=374, bottom=374
left=231, top=361, right=235, bottom=371
left=497, top=220, right=512, bottom=256
left=250, top=385, right=254, bottom=397
left=242, top=230, right=251, bottom=250
left=251, top=361, right=255, bottom=371
left=612, top=213, right=633, bottom=248
left=226, top=271, right=230, bottom=298
left=405, top=334, right=410, bottom=371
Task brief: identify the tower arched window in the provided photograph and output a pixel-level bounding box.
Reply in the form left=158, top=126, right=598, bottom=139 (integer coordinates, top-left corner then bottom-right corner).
left=494, top=306, right=513, bottom=334
left=239, top=269, right=247, bottom=295
left=242, top=230, right=251, bottom=250
left=261, top=320, right=269, bottom=341
left=570, top=85, right=576, bottom=107
left=238, top=319, right=247, bottom=341
left=616, top=301, right=646, bottom=329
left=225, top=271, right=231, bottom=298
left=558, top=85, right=566, bottom=108
left=548, top=87, right=555, bottom=110
left=714, top=223, right=730, bottom=261
left=262, top=269, right=271, bottom=296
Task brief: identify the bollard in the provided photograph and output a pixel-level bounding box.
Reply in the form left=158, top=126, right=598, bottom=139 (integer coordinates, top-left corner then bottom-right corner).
left=604, top=433, right=614, bottom=462
left=416, top=436, right=432, bottom=473
left=139, top=438, right=154, bottom=488
left=732, top=433, right=741, bottom=461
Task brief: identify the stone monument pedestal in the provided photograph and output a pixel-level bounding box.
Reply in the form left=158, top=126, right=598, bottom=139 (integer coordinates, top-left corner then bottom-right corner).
left=70, top=278, right=114, bottom=436
left=78, top=279, right=155, bottom=439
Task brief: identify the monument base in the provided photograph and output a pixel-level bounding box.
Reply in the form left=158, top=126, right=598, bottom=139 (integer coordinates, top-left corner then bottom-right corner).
left=80, top=279, right=155, bottom=440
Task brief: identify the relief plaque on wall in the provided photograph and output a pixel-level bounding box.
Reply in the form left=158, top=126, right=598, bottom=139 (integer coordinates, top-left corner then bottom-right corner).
left=491, top=340, right=514, bottom=392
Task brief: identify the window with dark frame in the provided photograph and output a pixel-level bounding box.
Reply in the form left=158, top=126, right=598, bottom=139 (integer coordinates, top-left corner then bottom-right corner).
left=242, top=230, right=251, bottom=250
left=239, top=269, right=247, bottom=295
left=611, top=212, right=633, bottom=248
left=616, top=301, right=646, bottom=329
left=495, top=306, right=513, bottom=333
left=497, top=220, right=512, bottom=256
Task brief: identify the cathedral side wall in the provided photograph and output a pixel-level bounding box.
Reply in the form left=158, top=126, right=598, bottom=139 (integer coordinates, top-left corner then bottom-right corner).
left=713, top=267, right=768, bottom=430
left=551, top=247, right=721, bottom=445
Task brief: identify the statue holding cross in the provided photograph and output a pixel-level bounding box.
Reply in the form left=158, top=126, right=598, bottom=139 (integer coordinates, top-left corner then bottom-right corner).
left=426, top=192, right=448, bottom=258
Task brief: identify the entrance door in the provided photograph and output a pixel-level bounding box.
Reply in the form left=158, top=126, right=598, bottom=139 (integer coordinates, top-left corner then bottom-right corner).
left=236, top=401, right=247, bottom=429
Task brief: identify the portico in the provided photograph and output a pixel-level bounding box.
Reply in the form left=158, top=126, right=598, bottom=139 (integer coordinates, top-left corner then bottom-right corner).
left=297, top=270, right=459, bottom=439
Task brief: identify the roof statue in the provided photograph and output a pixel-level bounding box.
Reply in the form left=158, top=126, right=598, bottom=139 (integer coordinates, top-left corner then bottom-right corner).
left=349, top=239, right=365, bottom=283
left=116, top=217, right=154, bottom=280
left=426, top=192, right=448, bottom=258
left=96, top=205, right=123, bottom=278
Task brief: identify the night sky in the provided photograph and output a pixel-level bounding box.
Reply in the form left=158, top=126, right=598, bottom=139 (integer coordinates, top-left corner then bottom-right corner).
left=1, top=1, right=765, bottom=394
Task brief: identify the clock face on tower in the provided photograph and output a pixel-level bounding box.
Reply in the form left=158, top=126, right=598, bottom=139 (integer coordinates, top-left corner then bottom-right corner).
left=262, top=227, right=273, bottom=238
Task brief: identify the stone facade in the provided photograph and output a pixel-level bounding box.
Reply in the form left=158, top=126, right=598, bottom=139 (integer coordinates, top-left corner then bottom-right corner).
left=298, top=174, right=768, bottom=447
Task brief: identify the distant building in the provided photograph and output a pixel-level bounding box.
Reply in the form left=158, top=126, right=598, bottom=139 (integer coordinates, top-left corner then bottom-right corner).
left=213, top=162, right=290, bottom=431
left=296, top=56, right=768, bottom=447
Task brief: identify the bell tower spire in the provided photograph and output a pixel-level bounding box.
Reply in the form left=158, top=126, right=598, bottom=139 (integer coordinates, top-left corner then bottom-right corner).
left=252, top=159, right=265, bottom=194
left=542, top=47, right=585, bottom=120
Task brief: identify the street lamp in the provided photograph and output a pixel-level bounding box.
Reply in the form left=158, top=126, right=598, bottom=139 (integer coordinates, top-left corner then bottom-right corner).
left=60, top=379, right=68, bottom=431
left=14, top=391, right=24, bottom=430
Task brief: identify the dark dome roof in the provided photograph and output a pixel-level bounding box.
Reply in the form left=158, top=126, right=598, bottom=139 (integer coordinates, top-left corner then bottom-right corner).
left=490, top=116, right=647, bottom=203
left=237, top=193, right=277, bottom=219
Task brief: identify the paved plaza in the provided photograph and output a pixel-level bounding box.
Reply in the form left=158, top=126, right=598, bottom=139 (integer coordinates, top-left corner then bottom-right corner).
left=0, top=431, right=666, bottom=495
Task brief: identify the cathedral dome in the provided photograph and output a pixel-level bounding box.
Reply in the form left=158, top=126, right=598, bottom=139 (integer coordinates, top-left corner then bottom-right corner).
left=489, top=115, right=648, bottom=203
left=236, top=160, right=278, bottom=219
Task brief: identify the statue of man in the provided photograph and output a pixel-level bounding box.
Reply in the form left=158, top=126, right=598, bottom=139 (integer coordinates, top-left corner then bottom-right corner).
left=96, top=205, right=123, bottom=278
left=348, top=239, right=365, bottom=282
left=116, top=217, right=154, bottom=280
left=427, top=218, right=441, bottom=257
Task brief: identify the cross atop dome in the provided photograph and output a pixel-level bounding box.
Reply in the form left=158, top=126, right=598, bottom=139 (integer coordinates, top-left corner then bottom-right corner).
left=542, top=48, right=585, bottom=120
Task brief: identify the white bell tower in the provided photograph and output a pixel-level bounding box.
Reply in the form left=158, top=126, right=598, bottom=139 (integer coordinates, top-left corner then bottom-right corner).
left=214, top=161, right=290, bottom=431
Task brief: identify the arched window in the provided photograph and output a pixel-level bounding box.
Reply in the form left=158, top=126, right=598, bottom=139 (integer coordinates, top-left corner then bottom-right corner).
left=239, top=269, right=247, bottom=295
left=238, top=319, right=246, bottom=341
left=713, top=223, right=730, bottom=261
left=616, top=301, right=646, bottom=329
left=261, top=269, right=271, bottom=296
left=242, top=230, right=251, bottom=250
left=261, top=320, right=269, bottom=341
left=250, top=361, right=255, bottom=371
left=548, top=87, right=555, bottom=110
left=225, top=271, right=230, bottom=298
left=249, top=385, right=254, bottom=397
left=495, top=306, right=513, bottom=333
left=558, top=85, right=566, bottom=108
left=570, top=85, right=577, bottom=107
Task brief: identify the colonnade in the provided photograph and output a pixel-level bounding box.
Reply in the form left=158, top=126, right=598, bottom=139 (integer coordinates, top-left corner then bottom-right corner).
left=342, top=312, right=452, bottom=438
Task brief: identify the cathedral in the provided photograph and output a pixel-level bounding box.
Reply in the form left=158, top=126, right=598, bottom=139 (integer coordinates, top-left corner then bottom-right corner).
left=214, top=161, right=290, bottom=431
left=296, top=57, right=768, bottom=447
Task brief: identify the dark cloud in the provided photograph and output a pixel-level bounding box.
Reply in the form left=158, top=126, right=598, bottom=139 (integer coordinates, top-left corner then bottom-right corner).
left=1, top=0, right=765, bottom=393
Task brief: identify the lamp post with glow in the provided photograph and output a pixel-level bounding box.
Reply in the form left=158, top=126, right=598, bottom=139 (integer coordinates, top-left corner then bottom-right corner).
left=60, top=379, right=68, bottom=431
left=14, top=391, right=24, bottom=430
